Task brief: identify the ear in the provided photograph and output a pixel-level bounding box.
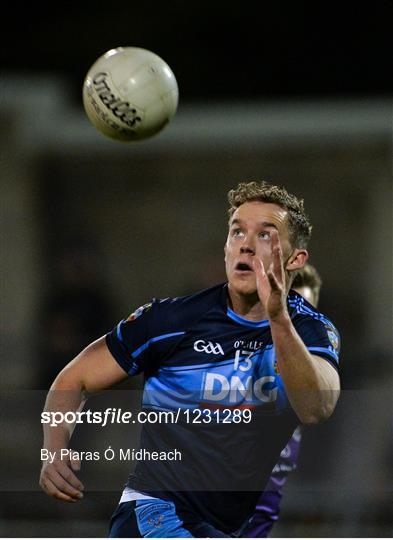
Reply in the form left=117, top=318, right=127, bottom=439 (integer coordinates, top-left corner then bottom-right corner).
left=285, top=249, right=308, bottom=271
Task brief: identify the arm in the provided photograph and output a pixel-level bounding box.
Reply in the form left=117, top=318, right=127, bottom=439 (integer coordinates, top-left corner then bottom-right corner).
left=39, top=336, right=128, bottom=502
left=270, top=314, right=340, bottom=424
left=253, top=231, right=340, bottom=425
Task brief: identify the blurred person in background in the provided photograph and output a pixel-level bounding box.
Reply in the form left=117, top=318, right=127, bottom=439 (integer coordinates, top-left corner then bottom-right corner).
left=244, top=263, right=323, bottom=538
left=39, top=180, right=341, bottom=538
left=37, top=240, right=114, bottom=389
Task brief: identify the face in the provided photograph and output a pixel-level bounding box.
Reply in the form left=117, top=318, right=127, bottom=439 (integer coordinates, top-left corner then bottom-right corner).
left=224, top=201, right=302, bottom=297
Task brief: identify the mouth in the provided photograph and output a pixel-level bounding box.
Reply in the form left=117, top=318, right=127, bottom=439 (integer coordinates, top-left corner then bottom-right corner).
left=235, top=262, right=254, bottom=274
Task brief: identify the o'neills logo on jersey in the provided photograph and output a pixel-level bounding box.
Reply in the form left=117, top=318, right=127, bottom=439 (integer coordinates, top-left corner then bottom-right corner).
left=92, top=72, right=142, bottom=128
left=193, top=340, right=224, bottom=355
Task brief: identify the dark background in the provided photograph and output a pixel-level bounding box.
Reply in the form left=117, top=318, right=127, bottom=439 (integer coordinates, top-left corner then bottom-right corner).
left=2, top=2, right=391, bottom=103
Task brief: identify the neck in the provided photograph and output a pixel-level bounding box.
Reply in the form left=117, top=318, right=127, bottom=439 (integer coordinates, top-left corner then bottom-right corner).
left=227, top=285, right=268, bottom=321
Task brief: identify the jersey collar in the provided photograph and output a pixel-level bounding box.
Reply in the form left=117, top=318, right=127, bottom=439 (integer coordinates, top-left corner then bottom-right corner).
left=221, top=283, right=270, bottom=328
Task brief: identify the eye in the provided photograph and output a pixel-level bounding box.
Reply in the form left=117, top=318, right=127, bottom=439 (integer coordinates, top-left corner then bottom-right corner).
left=232, top=228, right=244, bottom=237
left=258, top=231, right=270, bottom=240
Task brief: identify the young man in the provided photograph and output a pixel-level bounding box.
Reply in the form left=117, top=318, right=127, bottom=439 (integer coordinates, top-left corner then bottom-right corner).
left=244, top=263, right=323, bottom=538
left=39, top=181, right=341, bottom=537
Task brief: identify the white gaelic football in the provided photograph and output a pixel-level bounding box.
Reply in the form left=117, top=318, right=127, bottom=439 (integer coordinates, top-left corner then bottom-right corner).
left=82, top=47, right=178, bottom=142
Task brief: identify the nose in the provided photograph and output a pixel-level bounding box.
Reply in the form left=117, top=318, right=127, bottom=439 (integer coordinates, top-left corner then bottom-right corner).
left=240, top=242, right=255, bottom=255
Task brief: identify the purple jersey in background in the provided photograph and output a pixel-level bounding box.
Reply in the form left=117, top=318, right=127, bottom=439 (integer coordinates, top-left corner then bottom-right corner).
left=243, top=426, right=303, bottom=537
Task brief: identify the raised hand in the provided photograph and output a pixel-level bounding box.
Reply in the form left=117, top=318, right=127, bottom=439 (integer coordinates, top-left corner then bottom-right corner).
left=252, top=229, right=287, bottom=321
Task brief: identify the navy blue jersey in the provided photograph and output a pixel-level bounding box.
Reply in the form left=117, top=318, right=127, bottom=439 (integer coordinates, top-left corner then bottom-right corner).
left=106, top=283, right=340, bottom=533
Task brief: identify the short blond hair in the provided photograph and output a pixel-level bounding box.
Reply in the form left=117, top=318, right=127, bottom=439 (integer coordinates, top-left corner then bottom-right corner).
left=227, top=180, right=312, bottom=248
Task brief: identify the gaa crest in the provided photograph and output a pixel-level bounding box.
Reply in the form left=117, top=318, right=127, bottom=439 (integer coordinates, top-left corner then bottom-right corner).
left=327, top=329, right=339, bottom=350
left=127, top=302, right=152, bottom=321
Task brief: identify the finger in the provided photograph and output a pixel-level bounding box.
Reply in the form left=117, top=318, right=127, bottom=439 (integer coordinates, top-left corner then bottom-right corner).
left=267, top=268, right=280, bottom=292
left=252, top=258, right=271, bottom=308
left=70, top=457, right=81, bottom=472
left=252, top=257, right=269, bottom=290
left=252, top=256, right=265, bottom=279
left=55, top=461, right=85, bottom=491
left=49, top=468, right=84, bottom=499
left=270, top=230, right=284, bottom=282
left=40, top=476, right=78, bottom=503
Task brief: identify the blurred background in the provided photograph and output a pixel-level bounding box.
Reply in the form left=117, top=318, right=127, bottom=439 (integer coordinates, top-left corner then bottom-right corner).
left=1, top=2, right=392, bottom=537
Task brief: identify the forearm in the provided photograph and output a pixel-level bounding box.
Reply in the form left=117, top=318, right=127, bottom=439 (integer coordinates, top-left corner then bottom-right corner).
left=271, top=312, right=340, bottom=424
left=42, top=372, right=86, bottom=452
left=39, top=337, right=127, bottom=502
